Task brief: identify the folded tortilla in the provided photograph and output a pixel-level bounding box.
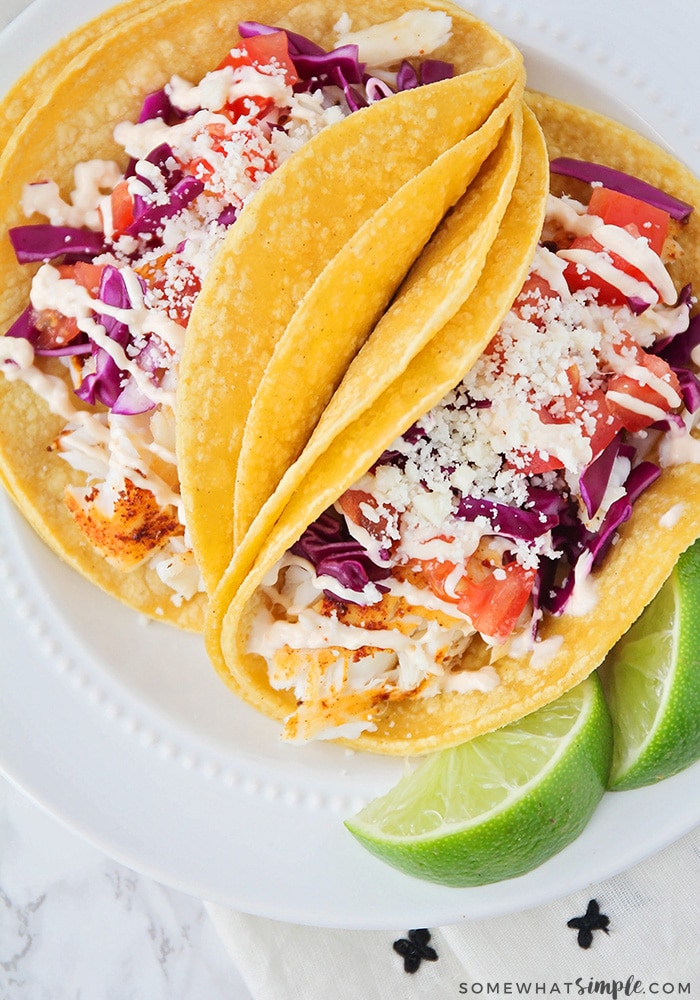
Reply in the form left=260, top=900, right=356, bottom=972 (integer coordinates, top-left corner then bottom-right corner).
left=209, top=96, right=700, bottom=753
left=177, top=4, right=524, bottom=591
left=0, top=0, right=519, bottom=629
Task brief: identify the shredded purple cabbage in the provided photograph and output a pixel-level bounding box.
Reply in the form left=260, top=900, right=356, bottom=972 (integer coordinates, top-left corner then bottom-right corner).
left=217, top=205, right=239, bottom=227
left=291, top=509, right=391, bottom=595
left=540, top=460, right=661, bottom=615
left=70, top=266, right=156, bottom=413
left=658, top=312, right=700, bottom=368
left=626, top=295, right=651, bottom=315
left=456, top=494, right=559, bottom=541
left=5, top=303, right=90, bottom=356
left=292, top=44, right=365, bottom=85
left=73, top=266, right=130, bottom=408
left=674, top=369, right=700, bottom=413
left=237, top=20, right=325, bottom=56
left=9, top=224, right=106, bottom=264
left=651, top=411, right=690, bottom=433
left=587, top=460, right=660, bottom=566
left=139, top=89, right=172, bottom=123
left=550, top=157, right=694, bottom=222
left=236, top=18, right=452, bottom=111
left=419, top=59, right=453, bottom=85
left=126, top=176, right=204, bottom=240
left=111, top=376, right=154, bottom=415
left=331, top=67, right=367, bottom=111
left=652, top=313, right=700, bottom=412
left=579, top=432, right=623, bottom=520
left=396, top=60, right=418, bottom=90
left=5, top=305, right=38, bottom=341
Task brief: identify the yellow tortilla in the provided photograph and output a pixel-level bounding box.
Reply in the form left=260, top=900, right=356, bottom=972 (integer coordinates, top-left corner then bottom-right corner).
left=178, top=6, right=524, bottom=592
left=0, top=0, right=517, bottom=629
left=231, top=79, right=524, bottom=548
left=211, top=101, right=527, bottom=639
left=210, top=98, right=700, bottom=752
left=0, top=0, right=158, bottom=154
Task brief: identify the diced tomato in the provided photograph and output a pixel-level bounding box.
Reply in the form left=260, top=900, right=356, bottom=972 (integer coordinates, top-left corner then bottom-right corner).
left=509, top=379, right=624, bottom=474
left=576, top=233, right=652, bottom=285
left=579, top=387, right=624, bottom=456
left=31, top=309, right=82, bottom=350
left=455, top=559, right=536, bottom=640
left=562, top=232, right=654, bottom=306
left=414, top=558, right=458, bottom=603
left=217, top=31, right=298, bottom=86
left=205, top=122, right=230, bottom=150
left=563, top=259, right=626, bottom=305
left=184, top=121, right=276, bottom=187
left=135, top=254, right=201, bottom=327
left=509, top=449, right=565, bottom=475
left=587, top=187, right=669, bottom=255
left=182, top=124, right=228, bottom=186
left=413, top=544, right=536, bottom=641
left=605, top=348, right=682, bottom=432
left=30, top=263, right=107, bottom=349
left=564, top=188, right=671, bottom=305
left=543, top=367, right=623, bottom=455
left=108, top=178, right=135, bottom=237
left=223, top=94, right=276, bottom=124
left=540, top=365, right=581, bottom=422
left=186, top=156, right=216, bottom=184
left=509, top=367, right=581, bottom=474
left=57, top=262, right=105, bottom=297
left=337, top=489, right=396, bottom=545
left=511, top=272, right=560, bottom=328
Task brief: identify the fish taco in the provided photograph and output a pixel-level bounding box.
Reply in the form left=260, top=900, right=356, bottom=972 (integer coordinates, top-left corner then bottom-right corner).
left=208, top=94, right=700, bottom=752
left=0, top=0, right=521, bottom=628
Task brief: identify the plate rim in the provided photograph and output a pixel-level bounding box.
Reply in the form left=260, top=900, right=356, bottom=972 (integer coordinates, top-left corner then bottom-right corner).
left=1, top=0, right=700, bottom=929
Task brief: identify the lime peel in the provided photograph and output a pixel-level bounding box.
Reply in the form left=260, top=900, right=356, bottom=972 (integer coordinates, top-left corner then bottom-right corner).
left=600, top=536, right=700, bottom=791
left=345, top=675, right=612, bottom=887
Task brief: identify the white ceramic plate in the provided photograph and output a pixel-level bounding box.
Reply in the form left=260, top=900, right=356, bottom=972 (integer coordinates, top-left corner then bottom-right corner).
left=1, top=0, right=699, bottom=930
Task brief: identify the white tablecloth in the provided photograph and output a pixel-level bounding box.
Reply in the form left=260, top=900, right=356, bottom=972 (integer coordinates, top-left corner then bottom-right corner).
left=208, top=824, right=700, bottom=998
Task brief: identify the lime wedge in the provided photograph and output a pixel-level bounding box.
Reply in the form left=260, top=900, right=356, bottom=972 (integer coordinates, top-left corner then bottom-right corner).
left=599, top=537, right=700, bottom=791
left=345, top=675, right=611, bottom=886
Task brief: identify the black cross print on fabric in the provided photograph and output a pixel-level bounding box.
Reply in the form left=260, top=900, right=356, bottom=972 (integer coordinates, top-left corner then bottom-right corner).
left=567, top=899, right=611, bottom=949
left=393, top=928, right=439, bottom=973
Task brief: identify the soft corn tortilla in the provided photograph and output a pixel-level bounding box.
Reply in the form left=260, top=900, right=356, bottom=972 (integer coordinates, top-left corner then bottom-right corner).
left=228, top=81, right=524, bottom=550
left=0, top=0, right=158, bottom=153
left=177, top=5, right=524, bottom=592
left=226, top=99, right=526, bottom=569
left=211, top=98, right=700, bottom=753
left=199, top=102, right=532, bottom=699
left=0, top=0, right=519, bottom=628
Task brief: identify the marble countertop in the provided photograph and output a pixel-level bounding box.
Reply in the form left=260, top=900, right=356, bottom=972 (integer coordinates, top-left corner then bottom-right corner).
left=0, top=775, right=253, bottom=999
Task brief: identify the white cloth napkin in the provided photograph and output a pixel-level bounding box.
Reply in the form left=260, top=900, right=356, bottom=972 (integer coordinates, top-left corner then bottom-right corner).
left=206, top=824, right=700, bottom=999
